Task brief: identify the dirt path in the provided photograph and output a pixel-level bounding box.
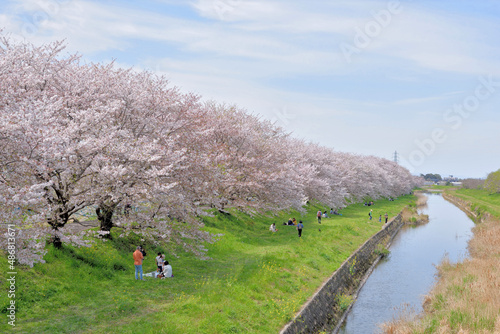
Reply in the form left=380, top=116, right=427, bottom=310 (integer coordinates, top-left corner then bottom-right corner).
left=60, top=219, right=99, bottom=234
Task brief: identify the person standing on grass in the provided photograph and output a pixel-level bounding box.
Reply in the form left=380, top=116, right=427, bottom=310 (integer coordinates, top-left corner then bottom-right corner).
left=156, top=252, right=164, bottom=272
left=369, top=209, right=373, bottom=220
left=297, top=220, right=304, bottom=237
left=133, top=246, right=144, bottom=280
left=317, top=210, right=322, bottom=224
left=379, top=215, right=382, bottom=223
left=384, top=212, right=389, bottom=224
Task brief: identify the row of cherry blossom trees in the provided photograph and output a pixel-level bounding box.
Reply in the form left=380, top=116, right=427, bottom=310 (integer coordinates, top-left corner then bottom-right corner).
left=0, top=35, right=421, bottom=266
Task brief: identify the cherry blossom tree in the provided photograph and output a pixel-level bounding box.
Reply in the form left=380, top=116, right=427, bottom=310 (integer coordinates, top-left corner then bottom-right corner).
left=0, top=36, right=211, bottom=262
left=0, top=34, right=421, bottom=266
left=194, top=103, right=308, bottom=213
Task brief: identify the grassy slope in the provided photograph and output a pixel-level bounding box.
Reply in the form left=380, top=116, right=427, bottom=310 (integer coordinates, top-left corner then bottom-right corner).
left=1, top=197, right=414, bottom=334
left=428, top=185, right=458, bottom=190
left=451, top=188, right=500, bottom=217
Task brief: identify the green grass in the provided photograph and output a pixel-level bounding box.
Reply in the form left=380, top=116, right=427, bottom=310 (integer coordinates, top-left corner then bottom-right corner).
left=0, top=196, right=414, bottom=333
left=449, top=188, right=500, bottom=218
left=336, top=294, right=354, bottom=312
left=425, top=185, right=458, bottom=190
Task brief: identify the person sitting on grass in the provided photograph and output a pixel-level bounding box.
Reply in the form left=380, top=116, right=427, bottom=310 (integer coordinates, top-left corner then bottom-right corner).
left=269, top=223, right=278, bottom=232
left=162, top=261, right=173, bottom=278
left=292, top=218, right=297, bottom=225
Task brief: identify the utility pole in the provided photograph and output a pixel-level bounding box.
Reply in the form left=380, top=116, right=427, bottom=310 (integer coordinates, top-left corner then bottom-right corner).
left=393, top=151, right=399, bottom=164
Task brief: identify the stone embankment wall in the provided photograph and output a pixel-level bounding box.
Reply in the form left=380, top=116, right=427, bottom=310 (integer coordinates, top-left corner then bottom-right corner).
left=280, top=213, right=404, bottom=334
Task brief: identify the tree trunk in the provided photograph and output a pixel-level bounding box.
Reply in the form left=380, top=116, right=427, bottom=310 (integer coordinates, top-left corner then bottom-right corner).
left=96, top=203, right=117, bottom=238
left=47, top=208, right=68, bottom=247
left=48, top=233, right=63, bottom=248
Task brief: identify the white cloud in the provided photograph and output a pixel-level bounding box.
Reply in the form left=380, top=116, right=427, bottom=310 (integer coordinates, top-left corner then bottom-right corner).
left=2, top=0, right=500, bottom=176
left=5, top=0, right=499, bottom=76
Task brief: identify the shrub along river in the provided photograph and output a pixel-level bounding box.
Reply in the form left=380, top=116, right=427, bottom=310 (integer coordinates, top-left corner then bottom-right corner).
left=337, top=193, right=475, bottom=333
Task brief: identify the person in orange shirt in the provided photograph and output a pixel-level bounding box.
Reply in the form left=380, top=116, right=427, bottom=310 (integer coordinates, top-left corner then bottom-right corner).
left=133, top=246, right=144, bottom=280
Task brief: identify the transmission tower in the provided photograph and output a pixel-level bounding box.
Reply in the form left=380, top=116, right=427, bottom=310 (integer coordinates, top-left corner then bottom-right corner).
left=393, top=151, right=399, bottom=164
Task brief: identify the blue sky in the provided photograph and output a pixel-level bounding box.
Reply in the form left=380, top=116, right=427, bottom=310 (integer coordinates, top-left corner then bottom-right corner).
left=1, top=0, right=500, bottom=178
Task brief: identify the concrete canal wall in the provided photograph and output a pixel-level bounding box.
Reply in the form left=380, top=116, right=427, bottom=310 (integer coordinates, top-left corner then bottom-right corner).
left=280, top=212, right=404, bottom=334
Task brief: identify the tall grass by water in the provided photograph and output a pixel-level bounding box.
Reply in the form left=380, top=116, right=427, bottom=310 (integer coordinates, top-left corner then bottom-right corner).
left=401, top=191, right=429, bottom=225
left=382, top=189, right=500, bottom=333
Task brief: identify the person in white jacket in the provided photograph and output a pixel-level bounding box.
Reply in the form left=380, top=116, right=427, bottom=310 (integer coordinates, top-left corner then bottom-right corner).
left=162, top=261, right=173, bottom=278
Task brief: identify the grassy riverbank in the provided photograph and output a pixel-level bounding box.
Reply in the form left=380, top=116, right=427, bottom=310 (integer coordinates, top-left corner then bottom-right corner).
left=1, top=197, right=414, bottom=334
left=452, top=188, right=500, bottom=217
left=383, top=189, right=500, bottom=333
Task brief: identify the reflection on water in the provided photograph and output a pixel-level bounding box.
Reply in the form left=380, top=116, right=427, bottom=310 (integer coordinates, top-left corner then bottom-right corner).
left=338, top=193, right=474, bottom=334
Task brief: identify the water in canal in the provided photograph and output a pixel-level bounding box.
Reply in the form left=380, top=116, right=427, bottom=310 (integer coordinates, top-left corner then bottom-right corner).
left=338, top=193, right=475, bottom=333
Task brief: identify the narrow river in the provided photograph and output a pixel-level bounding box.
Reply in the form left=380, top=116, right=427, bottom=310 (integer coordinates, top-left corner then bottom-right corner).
left=337, top=193, right=475, bottom=334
